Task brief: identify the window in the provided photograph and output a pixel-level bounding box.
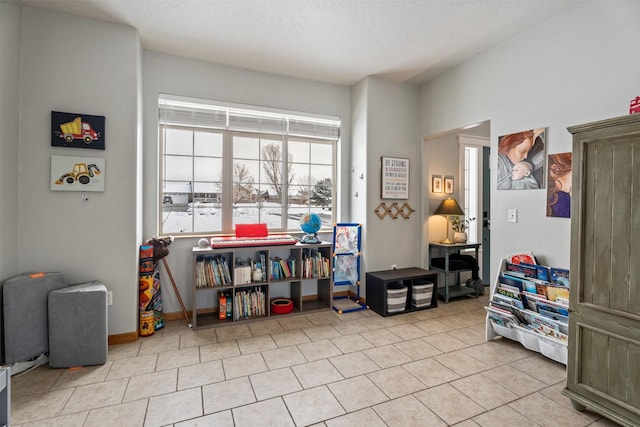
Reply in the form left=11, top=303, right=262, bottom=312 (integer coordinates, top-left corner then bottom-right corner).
left=159, top=95, right=340, bottom=236
left=462, top=146, right=479, bottom=241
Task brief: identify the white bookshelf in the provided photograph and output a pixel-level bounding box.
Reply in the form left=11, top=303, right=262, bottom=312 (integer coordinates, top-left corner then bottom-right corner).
left=485, top=258, right=568, bottom=365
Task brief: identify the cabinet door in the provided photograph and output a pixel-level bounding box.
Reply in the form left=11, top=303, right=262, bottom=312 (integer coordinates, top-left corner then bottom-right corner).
left=567, top=116, right=640, bottom=423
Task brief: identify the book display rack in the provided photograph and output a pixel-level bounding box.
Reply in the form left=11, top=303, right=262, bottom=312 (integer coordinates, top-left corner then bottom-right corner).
left=191, top=241, right=332, bottom=329
left=485, top=255, right=569, bottom=364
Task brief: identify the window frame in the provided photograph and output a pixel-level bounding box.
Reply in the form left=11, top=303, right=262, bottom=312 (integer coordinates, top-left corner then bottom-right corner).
left=158, top=98, right=339, bottom=237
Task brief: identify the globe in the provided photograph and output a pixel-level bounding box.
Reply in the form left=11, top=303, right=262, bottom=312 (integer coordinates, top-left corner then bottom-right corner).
left=300, top=213, right=322, bottom=244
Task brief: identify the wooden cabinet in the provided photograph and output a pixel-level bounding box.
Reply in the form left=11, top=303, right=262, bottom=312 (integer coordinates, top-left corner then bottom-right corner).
left=192, top=242, right=333, bottom=329
left=563, top=114, right=640, bottom=426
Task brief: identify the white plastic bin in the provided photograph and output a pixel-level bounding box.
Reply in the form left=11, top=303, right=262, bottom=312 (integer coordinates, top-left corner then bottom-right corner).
left=412, top=282, right=434, bottom=308
left=387, top=284, right=407, bottom=313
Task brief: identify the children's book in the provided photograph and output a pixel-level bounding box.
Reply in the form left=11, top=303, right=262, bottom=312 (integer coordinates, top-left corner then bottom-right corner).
left=505, top=251, right=537, bottom=265
left=493, top=292, right=525, bottom=310
left=535, top=299, right=569, bottom=317
left=550, top=267, right=570, bottom=287
left=485, top=305, right=519, bottom=327
left=539, top=308, right=569, bottom=324
left=546, top=285, right=570, bottom=302
left=505, top=262, right=538, bottom=278
left=521, top=263, right=551, bottom=281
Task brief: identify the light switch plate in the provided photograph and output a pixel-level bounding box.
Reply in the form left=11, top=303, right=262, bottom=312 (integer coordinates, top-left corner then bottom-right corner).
left=508, top=209, right=517, bottom=223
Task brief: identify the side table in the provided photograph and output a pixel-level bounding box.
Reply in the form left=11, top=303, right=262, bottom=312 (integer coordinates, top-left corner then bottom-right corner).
left=429, top=242, right=481, bottom=303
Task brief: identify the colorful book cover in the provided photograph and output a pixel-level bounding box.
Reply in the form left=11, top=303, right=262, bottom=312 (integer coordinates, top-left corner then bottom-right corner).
left=535, top=299, right=569, bottom=317
left=538, top=308, right=569, bottom=324
left=546, top=285, right=570, bottom=302
left=521, top=263, right=551, bottom=281
left=505, top=262, right=538, bottom=278
left=505, top=251, right=536, bottom=265
left=551, top=267, right=570, bottom=287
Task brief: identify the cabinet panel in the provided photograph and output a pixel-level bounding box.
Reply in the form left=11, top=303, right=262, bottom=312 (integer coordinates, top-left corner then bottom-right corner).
left=569, top=314, right=640, bottom=422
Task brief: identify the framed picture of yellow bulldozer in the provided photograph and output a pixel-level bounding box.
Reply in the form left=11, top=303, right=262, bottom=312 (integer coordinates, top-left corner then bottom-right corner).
left=50, top=155, right=105, bottom=192
left=51, top=111, right=105, bottom=150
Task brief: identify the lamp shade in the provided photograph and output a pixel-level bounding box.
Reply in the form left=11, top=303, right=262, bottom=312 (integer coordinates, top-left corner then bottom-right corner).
left=434, top=198, right=464, bottom=216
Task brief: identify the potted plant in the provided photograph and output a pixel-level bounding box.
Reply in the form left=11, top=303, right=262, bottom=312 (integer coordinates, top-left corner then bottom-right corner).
left=450, top=216, right=476, bottom=243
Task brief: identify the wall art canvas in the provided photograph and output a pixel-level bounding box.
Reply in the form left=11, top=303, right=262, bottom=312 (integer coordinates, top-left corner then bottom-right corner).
left=51, top=111, right=105, bottom=149
left=546, top=152, right=572, bottom=218
left=381, top=157, right=409, bottom=199
left=497, top=127, right=546, bottom=190
left=50, top=155, right=105, bottom=192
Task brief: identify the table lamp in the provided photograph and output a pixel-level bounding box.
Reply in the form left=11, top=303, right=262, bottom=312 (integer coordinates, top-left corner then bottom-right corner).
left=433, top=197, right=464, bottom=244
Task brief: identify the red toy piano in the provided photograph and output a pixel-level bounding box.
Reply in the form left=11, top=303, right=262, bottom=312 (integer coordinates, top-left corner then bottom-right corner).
left=210, top=224, right=298, bottom=248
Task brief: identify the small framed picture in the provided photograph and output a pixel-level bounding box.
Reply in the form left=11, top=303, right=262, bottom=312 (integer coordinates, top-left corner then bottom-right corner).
left=432, top=175, right=442, bottom=193
left=444, top=177, right=454, bottom=194
left=51, top=111, right=105, bottom=150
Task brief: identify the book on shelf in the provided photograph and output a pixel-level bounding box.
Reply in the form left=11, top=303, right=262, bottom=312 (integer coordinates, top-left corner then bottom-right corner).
left=534, top=299, right=569, bottom=316
left=302, top=249, right=330, bottom=279
left=234, top=286, right=266, bottom=320
left=522, top=309, right=568, bottom=335
left=495, top=285, right=524, bottom=308
left=505, top=251, right=537, bottom=265
left=530, top=323, right=568, bottom=343
left=499, top=273, right=533, bottom=293
left=550, top=267, right=570, bottom=287
left=538, top=308, right=569, bottom=324
left=521, top=263, right=551, bottom=281
left=505, top=262, right=538, bottom=278
left=485, top=305, right=520, bottom=328
left=546, top=285, right=570, bottom=302
left=196, top=256, right=232, bottom=287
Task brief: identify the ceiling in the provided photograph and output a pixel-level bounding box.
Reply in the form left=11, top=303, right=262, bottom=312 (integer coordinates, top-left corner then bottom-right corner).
left=19, top=0, right=579, bottom=86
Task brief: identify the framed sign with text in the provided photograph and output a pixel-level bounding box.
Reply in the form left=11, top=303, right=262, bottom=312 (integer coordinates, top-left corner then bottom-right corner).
left=381, top=157, right=409, bottom=199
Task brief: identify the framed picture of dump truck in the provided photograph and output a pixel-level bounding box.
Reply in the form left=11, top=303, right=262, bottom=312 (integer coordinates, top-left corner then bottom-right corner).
left=50, top=155, right=105, bottom=192
left=51, top=111, right=105, bottom=150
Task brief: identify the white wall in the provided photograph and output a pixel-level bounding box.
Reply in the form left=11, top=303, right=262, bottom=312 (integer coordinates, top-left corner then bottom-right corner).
left=362, top=77, right=422, bottom=273
left=143, top=51, right=352, bottom=315
left=421, top=1, right=640, bottom=280
left=0, top=0, right=21, bottom=281
left=18, top=7, right=142, bottom=335
left=423, top=133, right=460, bottom=244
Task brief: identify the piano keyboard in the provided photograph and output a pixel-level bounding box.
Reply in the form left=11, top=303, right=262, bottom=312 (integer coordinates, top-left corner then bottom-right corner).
left=210, top=234, right=298, bottom=248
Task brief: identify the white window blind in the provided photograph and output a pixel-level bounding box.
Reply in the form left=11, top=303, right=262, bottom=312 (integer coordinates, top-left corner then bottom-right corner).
left=159, top=96, right=340, bottom=140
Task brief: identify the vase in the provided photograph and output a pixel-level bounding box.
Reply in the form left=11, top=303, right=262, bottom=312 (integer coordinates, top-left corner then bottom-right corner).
left=453, top=232, right=467, bottom=243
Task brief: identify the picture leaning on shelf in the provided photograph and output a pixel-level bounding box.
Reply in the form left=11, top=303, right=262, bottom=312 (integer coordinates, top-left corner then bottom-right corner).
left=486, top=258, right=570, bottom=344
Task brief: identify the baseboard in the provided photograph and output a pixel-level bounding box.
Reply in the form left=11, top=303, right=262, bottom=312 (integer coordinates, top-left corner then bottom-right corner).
left=108, top=331, right=139, bottom=345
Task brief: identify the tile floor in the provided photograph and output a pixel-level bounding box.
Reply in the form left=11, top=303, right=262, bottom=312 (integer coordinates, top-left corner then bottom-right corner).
left=11, top=295, right=622, bottom=426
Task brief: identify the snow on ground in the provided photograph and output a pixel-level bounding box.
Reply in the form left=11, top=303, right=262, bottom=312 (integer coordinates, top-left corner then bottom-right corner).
left=162, top=202, right=332, bottom=234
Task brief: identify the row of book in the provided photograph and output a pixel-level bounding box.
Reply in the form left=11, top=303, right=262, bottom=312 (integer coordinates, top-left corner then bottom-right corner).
left=195, top=256, right=232, bottom=287
left=270, top=256, right=296, bottom=280
left=302, top=250, right=331, bottom=279
left=234, top=287, right=266, bottom=320
left=486, top=259, right=570, bottom=343
left=197, top=250, right=332, bottom=287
